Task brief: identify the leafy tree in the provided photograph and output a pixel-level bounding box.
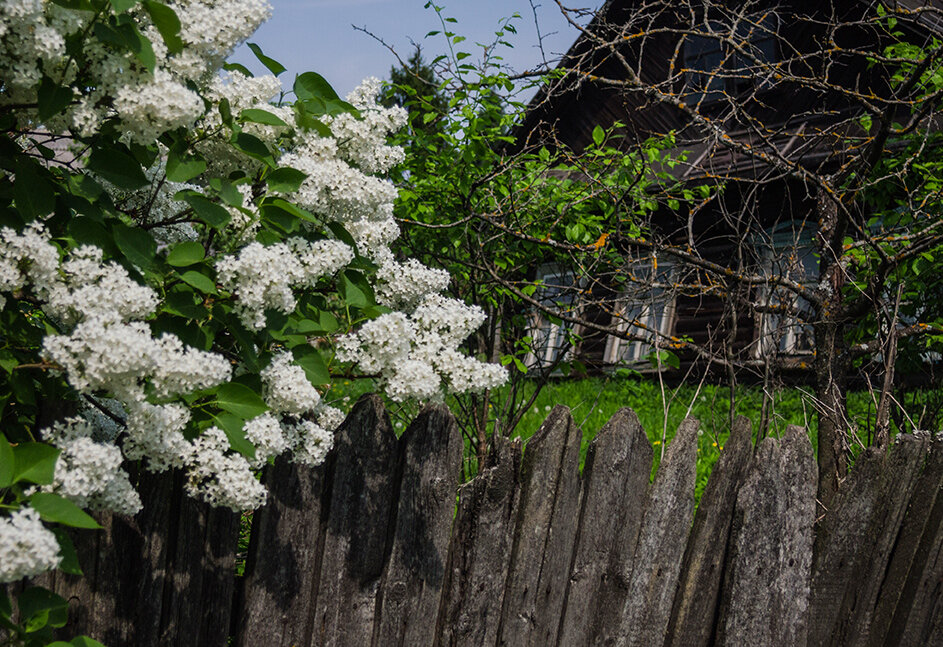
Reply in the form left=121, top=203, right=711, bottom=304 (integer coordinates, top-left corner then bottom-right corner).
left=387, top=1, right=943, bottom=501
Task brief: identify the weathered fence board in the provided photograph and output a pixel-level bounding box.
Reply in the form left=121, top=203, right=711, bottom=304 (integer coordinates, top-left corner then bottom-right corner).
left=878, top=436, right=943, bottom=647
left=617, top=416, right=699, bottom=647
left=435, top=435, right=521, bottom=647
left=311, top=395, right=400, bottom=647
left=375, top=405, right=462, bottom=647
left=716, top=425, right=816, bottom=647
left=497, top=405, right=582, bottom=647
left=556, top=408, right=652, bottom=647
left=665, top=415, right=753, bottom=647
left=809, top=434, right=928, bottom=647
left=25, top=396, right=943, bottom=647
left=235, top=456, right=329, bottom=646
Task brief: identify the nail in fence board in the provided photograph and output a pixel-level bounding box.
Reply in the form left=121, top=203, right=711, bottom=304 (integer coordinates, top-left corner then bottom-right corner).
left=235, top=455, right=329, bottom=647
left=497, top=405, right=582, bottom=647
left=375, top=405, right=462, bottom=647
left=435, top=435, right=522, bottom=647
left=556, top=408, right=652, bottom=647
left=311, top=395, right=400, bottom=647
left=665, top=415, right=753, bottom=647
left=616, top=417, right=699, bottom=647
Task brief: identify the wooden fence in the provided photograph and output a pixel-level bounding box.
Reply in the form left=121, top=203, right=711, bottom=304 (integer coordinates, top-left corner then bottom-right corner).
left=28, top=394, right=943, bottom=646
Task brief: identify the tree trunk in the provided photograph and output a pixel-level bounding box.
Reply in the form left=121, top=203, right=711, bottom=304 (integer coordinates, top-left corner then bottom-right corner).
left=814, top=188, right=850, bottom=509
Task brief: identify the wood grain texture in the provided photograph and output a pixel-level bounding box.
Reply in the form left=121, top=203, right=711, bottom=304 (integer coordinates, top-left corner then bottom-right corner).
left=312, top=394, right=401, bottom=647
left=616, top=417, right=699, bottom=647
left=557, top=408, right=652, bottom=647
left=665, top=416, right=753, bottom=647
left=375, top=405, right=462, bottom=647
left=235, top=456, right=330, bottom=647
left=435, top=435, right=522, bottom=647
left=497, top=405, right=582, bottom=647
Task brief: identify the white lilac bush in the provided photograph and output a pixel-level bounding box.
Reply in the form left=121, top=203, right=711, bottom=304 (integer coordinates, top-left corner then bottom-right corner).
left=0, top=0, right=505, bottom=638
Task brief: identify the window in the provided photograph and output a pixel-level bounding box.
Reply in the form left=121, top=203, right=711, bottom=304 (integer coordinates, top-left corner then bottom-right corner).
left=604, top=255, right=677, bottom=366
left=755, top=223, right=817, bottom=356
left=525, top=267, right=582, bottom=369
left=683, top=14, right=779, bottom=108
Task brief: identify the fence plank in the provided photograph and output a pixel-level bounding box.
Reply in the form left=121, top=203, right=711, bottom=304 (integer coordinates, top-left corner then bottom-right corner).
left=556, top=408, right=652, bottom=647
left=808, top=447, right=884, bottom=647
left=617, top=417, right=699, bottom=647
left=375, top=405, right=463, bottom=647
left=809, top=435, right=927, bottom=647
left=311, top=394, right=401, bottom=647
left=435, top=435, right=522, bottom=647
left=665, top=415, right=754, bottom=647
left=892, top=503, right=943, bottom=647
left=776, top=425, right=817, bottom=647
left=868, top=434, right=943, bottom=647
left=54, top=468, right=177, bottom=646
left=835, top=434, right=928, bottom=646
left=235, top=456, right=330, bottom=647
left=498, top=405, right=582, bottom=647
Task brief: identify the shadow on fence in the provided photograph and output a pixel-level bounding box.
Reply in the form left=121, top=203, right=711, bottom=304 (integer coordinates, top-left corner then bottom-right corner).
left=33, top=394, right=943, bottom=646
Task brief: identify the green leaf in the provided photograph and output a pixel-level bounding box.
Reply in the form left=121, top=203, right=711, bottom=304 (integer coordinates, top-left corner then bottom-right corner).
left=209, top=177, right=243, bottom=207
left=163, top=284, right=206, bottom=319
left=215, top=383, right=268, bottom=419
left=11, top=443, right=60, bottom=485
left=70, top=637, right=108, bottom=647
left=37, top=77, right=73, bottom=121
left=29, top=493, right=101, bottom=529
left=166, top=241, right=205, bottom=267
left=0, top=433, right=13, bottom=488
left=212, top=413, right=256, bottom=458
left=180, top=192, right=231, bottom=229
left=266, top=167, right=307, bottom=193
left=291, top=345, right=330, bottom=385
left=592, top=125, right=605, bottom=147
left=247, top=42, right=286, bottom=76
left=13, top=159, right=55, bottom=219
left=166, top=148, right=206, bottom=183
left=87, top=146, right=148, bottom=189
left=113, top=223, right=158, bottom=270
left=294, top=71, right=339, bottom=102
left=110, top=0, right=139, bottom=11
left=142, top=0, right=183, bottom=53
left=179, top=270, right=216, bottom=294
left=0, top=588, right=10, bottom=618
left=222, top=62, right=253, bottom=77
left=17, top=587, right=68, bottom=632
left=52, top=528, right=83, bottom=575
left=49, top=0, right=95, bottom=10
left=231, top=132, right=275, bottom=167
left=340, top=271, right=370, bottom=308
left=240, top=108, right=288, bottom=127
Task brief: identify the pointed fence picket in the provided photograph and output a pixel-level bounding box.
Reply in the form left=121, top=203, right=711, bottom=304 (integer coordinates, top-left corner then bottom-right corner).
left=26, top=394, right=943, bottom=646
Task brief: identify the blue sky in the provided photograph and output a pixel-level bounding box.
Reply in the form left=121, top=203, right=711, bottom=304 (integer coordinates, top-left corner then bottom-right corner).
left=229, top=0, right=591, bottom=98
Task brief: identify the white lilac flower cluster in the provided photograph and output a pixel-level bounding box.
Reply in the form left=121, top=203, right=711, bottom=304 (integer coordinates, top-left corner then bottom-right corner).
left=338, top=293, right=507, bottom=401
left=217, top=238, right=353, bottom=330
left=0, top=0, right=508, bottom=587
left=0, top=507, right=62, bottom=582
left=42, top=418, right=142, bottom=516
left=250, top=352, right=336, bottom=467
left=0, top=0, right=272, bottom=140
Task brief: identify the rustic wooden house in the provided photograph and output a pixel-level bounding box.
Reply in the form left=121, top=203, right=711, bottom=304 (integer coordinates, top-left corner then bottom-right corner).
left=519, top=0, right=941, bottom=375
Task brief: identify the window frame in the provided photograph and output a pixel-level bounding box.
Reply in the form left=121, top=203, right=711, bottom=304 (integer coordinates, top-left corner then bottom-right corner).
left=604, top=254, right=678, bottom=367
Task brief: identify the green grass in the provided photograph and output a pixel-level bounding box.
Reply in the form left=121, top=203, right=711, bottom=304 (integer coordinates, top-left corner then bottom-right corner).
left=324, top=376, right=939, bottom=501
